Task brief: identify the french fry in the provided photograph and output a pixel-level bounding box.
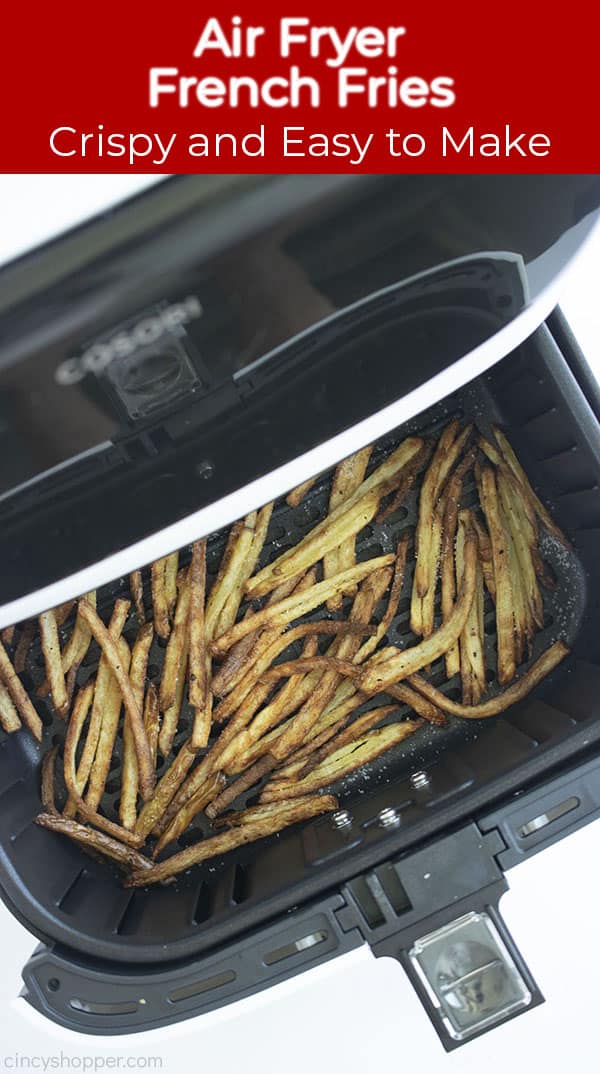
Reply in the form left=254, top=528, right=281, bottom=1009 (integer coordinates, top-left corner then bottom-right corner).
left=130, top=570, right=145, bottom=624
left=414, top=422, right=470, bottom=598
left=78, top=601, right=155, bottom=800
left=211, top=799, right=306, bottom=829
left=407, top=640, right=569, bottom=718
left=376, top=441, right=433, bottom=524
left=246, top=437, right=423, bottom=599
left=164, top=552, right=179, bottom=620
left=0, top=626, right=15, bottom=647
left=532, top=548, right=557, bottom=591
left=358, top=527, right=477, bottom=696
left=216, top=503, right=274, bottom=635
left=35, top=813, right=152, bottom=873
left=324, top=446, right=372, bottom=609
left=478, top=466, right=516, bottom=685
left=152, top=772, right=226, bottom=857
left=63, top=680, right=94, bottom=802
left=261, top=657, right=362, bottom=683
left=421, top=509, right=443, bottom=639
left=212, top=554, right=395, bottom=656
left=84, top=637, right=130, bottom=812
left=188, top=539, right=210, bottom=748
left=352, top=539, right=407, bottom=664
left=127, top=795, right=339, bottom=886
left=151, top=557, right=171, bottom=639
left=120, top=623, right=154, bottom=828
left=286, top=476, right=319, bottom=508
left=440, top=475, right=461, bottom=677
left=498, top=472, right=543, bottom=631
left=63, top=598, right=130, bottom=815
left=292, top=705, right=400, bottom=779
left=260, top=722, right=421, bottom=803
left=205, top=514, right=257, bottom=641
left=456, top=512, right=486, bottom=703
left=38, top=610, right=68, bottom=717
left=134, top=740, right=197, bottom=841
left=386, top=683, right=448, bottom=726
left=472, top=515, right=496, bottom=602
left=492, top=425, right=570, bottom=548
left=0, top=639, right=43, bottom=742
left=144, top=683, right=160, bottom=768
left=41, top=745, right=60, bottom=814
left=159, top=639, right=189, bottom=757
left=502, top=506, right=530, bottom=666
left=160, top=570, right=191, bottom=713
left=0, top=682, right=21, bottom=734
left=54, top=600, right=76, bottom=628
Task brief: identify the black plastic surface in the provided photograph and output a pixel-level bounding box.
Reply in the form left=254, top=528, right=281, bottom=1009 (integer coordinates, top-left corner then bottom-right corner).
left=1, top=316, right=600, bottom=971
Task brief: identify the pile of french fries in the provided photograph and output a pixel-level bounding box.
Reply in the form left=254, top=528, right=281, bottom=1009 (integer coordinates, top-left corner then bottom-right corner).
left=0, top=422, right=571, bottom=888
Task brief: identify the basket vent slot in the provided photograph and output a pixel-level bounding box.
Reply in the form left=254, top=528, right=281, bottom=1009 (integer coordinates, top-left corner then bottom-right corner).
left=263, top=930, right=327, bottom=966
left=169, top=970, right=236, bottom=1003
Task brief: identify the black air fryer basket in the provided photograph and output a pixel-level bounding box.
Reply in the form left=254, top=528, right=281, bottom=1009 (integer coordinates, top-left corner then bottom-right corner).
left=0, top=176, right=599, bottom=1048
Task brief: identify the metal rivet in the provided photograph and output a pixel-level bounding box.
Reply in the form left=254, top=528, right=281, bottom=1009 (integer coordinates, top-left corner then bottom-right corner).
left=410, top=770, right=430, bottom=790
left=378, top=807, right=401, bottom=828
left=331, top=809, right=353, bottom=830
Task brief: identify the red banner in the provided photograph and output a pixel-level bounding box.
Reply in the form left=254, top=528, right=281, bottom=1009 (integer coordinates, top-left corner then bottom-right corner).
left=0, top=1, right=597, bottom=173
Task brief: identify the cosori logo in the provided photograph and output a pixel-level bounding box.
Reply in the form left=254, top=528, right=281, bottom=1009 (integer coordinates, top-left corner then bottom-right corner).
left=55, top=296, right=203, bottom=386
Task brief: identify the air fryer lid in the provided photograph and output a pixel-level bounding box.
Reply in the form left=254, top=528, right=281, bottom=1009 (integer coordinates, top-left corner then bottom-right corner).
left=0, top=175, right=598, bottom=623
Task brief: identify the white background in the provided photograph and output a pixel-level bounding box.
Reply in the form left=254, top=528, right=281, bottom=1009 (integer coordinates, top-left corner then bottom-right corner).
left=0, top=177, right=598, bottom=1073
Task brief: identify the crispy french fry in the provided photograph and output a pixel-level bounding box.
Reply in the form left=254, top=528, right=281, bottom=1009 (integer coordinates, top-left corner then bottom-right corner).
left=324, top=446, right=372, bottom=609
left=456, top=512, right=486, bottom=703
left=353, top=540, right=407, bottom=664
left=134, top=741, right=197, bottom=841
left=286, top=476, right=319, bottom=508
left=440, top=475, right=461, bottom=677
left=498, top=472, right=543, bottom=631
left=63, top=680, right=94, bottom=801
left=164, top=552, right=179, bottom=620
left=0, top=639, right=43, bottom=741
left=54, top=600, right=76, bottom=628
left=502, top=505, right=530, bottom=666
left=358, top=527, right=477, bottom=696
left=84, top=637, right=130, bottom=812
left=151, top=557, right=170, bottom=639
left=127, top=795, right=339, bottom=886
left=246, top=437, right=423, bottom=600
left=144, top=682, right=160, bottom=768
left=0, top=682, right=21, bottom=734
left=216, top=504, right=274, bottom=636
left=205, top=514, right=257, bottom=641
left=376, top=441, right=433, bottom=524
left=130, top=570, right=145, bottom=624
left=407, top=640, right=569, bottom=717
left=41, top=745, right=60, bottom=814
left=152, top=772, right=226, bottom=857
left=492, top=426, right=570, bottom=548
left=120, top=623, right=154, bottom=828
left=292, top=705, right=400, bottom=779
left=188, top=539, right=210, bottom=749
left=478, top=466, right=516, bottom=686
left=420, top=509, right=443, bottom=639
left=472, top=515, right=496, bottom=602
left=159, top=639, right=189, bottom=757
left=160, top=570, right=191, bottom=713
left=414, top=422, right=469, bottom=598
left=212, top=555, right=395, bottom=657
left=386, top=683, right=448, bottom=726
left=78, top=601, right=154, bottom=800
left=261, top=657, right=361, bottom=683
left=35, top=813, right=152, bottom=872
left=39, top=610, right=68, bottom=717
left=260, top=721, right=421, bottom=803
left=63, top=598, right=130, bottom=815
left=37, top=592, right=97, bottom=695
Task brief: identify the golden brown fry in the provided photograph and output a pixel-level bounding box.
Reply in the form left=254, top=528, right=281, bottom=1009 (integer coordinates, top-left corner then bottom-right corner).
left=152, top=772, right=226, bottom=857
left=120, top=623, right=154, bottom=829
left=144, top=683, right=160, bottom=768
left=164, top=552, right=179, bottom=620
left=498, top=472, right=543, bottom=631
left=376, top=441, right=433, bottom=524
left=353, top=539, right=407, bottom=664
left=501, top=503, right=530, bottom=666
left=205, top=515, right=257, bottom=641
left=211, top=799, right=302, bottom=829
left=492, top=426, right=570, bottom=548
left=414, top=421, right=466, bottom=598
left=217, top=504, right=274, bottom=637
left=472, top=515, right=496, bottom=602
left=160, top=570, right=191, bottom=713
left=532, top=548, right=556, bottom=591
left=151, top=558, right=170, bottom=639
left=130, top=570, right=145, bottom=624
left=407, top=640, right=569, bottom=717
left=246, top=437, right=423, bottom=600
left=41, top=745, right=60, bottom=814
left=212, top=554, right=395, bottom=657
left=286, top=476, right=320, bottom=508
left=63, top=680, right=94, bottom=806
left=293, top=705, right=400, bottom=779
left=358, top=527, right=477, bottom=695
left=0, top=626, right=15, bottom=647
left=128, top=795, right=339, bottom=886
left=134, top=741, right=197, bottom=841
left=78, top=600, right=154, bottom=800
left=39, top=610, right=68, bottom=717
left=84, top=637, right=130, bottom=812
left=324, top=446, right=372, bottom=609
left=386, top=683, right=448, bottom=726
left=54, top=601, right=76, bottom=628
left=64, top=599, right=130, bottom=816
left=159, top=639, right=189, bottom=757
left=0, top=639, right=43, bottom=742
left=440, top=475, right=462, bottom=677
left=261, top=722, right=421, bottom=803
left=0, top=682, right=21, bottom=734
left=478, top=466, right=516, bottom=686
left=37, top=592, right=97, bottom=695
left=187, top=539, right=211, bottom=749
left=14, top=621, right=36, bottom=675
left=420, top=509, right=443, bottom=639
left=261, top=657, right=362, bottom=683
left=456, top=512, right=486, bottom=703
left=35, top=813, right=152, bottom=872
